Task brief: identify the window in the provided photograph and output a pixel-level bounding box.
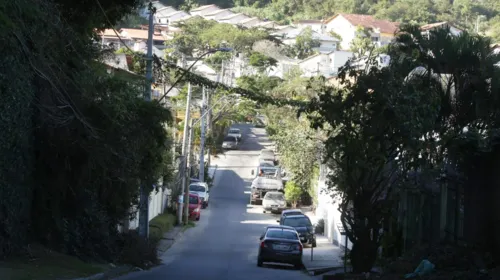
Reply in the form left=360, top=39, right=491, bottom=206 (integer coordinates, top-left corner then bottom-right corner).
left=223, top=136, right=236, bottom=142
left=266, top=229, right=298, bottom=240
left=189, top=196, right=199, bottom=204
left=189, top=184, right=206, bottom=192
left=371, top=37, right=379, bottom=42
left=283, top=216, right=312, bottom=227
left=265, top=192, right=284, bottom=200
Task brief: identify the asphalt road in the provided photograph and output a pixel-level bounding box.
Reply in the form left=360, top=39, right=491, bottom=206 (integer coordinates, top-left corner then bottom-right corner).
left=117, top=124, right=313, bottom=280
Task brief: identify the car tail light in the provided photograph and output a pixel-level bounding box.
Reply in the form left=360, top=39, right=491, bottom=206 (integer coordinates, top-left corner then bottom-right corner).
left=296, top=243, right=303, bottom=252
left=260, top=241, right=266, bottom=248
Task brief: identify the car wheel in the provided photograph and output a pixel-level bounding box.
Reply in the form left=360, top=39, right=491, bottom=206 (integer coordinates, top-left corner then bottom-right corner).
left=196, top=215, right=200, bottom=221
left=257, top=258, right=263, bottom=267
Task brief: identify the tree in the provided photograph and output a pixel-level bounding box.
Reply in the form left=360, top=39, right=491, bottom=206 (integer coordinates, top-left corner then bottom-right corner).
left=248, top=52, right=278, bottom=74
left=303, top=39, right=443, bottom=272
left=284, top=181, right=303, bottom=208
left=287, top=27, right=320, bottom=59
left=350, top=26, right=375, bottom=57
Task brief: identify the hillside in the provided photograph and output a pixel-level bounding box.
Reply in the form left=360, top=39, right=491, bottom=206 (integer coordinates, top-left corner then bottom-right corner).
left=159, top=0, right=500, bottom=42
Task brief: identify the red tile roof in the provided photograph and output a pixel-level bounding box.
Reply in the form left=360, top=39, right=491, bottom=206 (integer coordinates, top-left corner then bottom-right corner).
left=421, top=21, right=462, bottom=32
left=120, top=28, right=166, bottom=41
left=325, top=14, right=399, bottom=34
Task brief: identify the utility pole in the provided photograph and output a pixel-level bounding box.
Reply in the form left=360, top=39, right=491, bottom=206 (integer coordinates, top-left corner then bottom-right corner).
left=178, top=82, right=192, bottom=225
left=199, top=87, right=207, bottom=182
left=184, top=119, right=195, bottom=223
left=138, top=2, right=155, bottom=238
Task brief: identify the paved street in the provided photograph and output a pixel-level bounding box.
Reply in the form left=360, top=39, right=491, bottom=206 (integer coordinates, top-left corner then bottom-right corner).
left=117, top=124, right=313, bottom=280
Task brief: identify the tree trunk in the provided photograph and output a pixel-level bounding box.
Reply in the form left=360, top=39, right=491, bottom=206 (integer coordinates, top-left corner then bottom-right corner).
left=350, top=229, right=379, bottom=273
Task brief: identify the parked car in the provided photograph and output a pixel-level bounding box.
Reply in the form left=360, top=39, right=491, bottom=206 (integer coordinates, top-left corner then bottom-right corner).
left=280, top=214, right=316, bottom=247
left=222, top=136, right=239, bottom=150
left=188, top=193, right=202, bottom=221
left=189, top=182, right=210, bottom=208
left=257, top=225, right=303, bottom=268
left=227, top=128, right=242, bottom=140
left=262, top=191, right=286, bottom=214
left=278, top=209, right=303, bottom=224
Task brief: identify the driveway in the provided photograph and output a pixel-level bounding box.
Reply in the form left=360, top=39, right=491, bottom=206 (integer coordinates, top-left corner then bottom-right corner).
left=117, top=124, right=312, bottom=280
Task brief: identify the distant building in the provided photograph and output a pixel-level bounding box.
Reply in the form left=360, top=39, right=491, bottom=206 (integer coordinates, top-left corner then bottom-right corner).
left=420, top=22, right=462, bottom=37
left=323, top=14, right=399, bottom=50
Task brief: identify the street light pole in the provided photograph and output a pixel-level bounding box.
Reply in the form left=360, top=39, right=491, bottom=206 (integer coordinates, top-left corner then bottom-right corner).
left=199, top=87, right=207, bottom=182
left=138, top=2, right=155, bottom=238
left=177, top=82, right=192, bottom=225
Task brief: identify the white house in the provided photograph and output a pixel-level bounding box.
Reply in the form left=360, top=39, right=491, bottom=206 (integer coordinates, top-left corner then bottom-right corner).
left=218, top=13, right=250, bottom=24
left=298, top=50, right=353, bottom=78
left=278, top=29, right=339, bottom=53
left=421, top=21, right=463, bottom=37
left=272, top=25, right=296, bottom=35
left=238, top=17, right=262, bottom=27
left=294, top=20, right=325, bottom=34
left=323, top=14, right=399, bottom=50
left=204, top=9, right=235, bottom=21
left=155, top=6, right=178, bottom=19
left=98, top=29, right=133, bottom=49
left=189, top=4, right=221, bottom=16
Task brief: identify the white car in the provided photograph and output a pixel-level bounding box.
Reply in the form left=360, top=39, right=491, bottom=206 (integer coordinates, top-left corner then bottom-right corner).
left=227, top=128, right=242, bottom=140
left=262, top=191, right=286, bottom=214
left=189, top=182, right=210, bottom=208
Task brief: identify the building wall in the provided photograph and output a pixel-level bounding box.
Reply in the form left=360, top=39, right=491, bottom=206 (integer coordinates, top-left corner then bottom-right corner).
left=324, top=16, right=356, bottom=50
left=296, top=23, right=323, bottom=33
left=330, top=50, right=354, bottom=74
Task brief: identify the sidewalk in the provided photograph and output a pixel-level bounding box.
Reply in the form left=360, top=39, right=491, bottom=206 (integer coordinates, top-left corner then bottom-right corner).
left=302, top=234, right=344, bottom=276
left=157, top=226, right=184, bottom=254
left=207, top=165, right=218, bottom=180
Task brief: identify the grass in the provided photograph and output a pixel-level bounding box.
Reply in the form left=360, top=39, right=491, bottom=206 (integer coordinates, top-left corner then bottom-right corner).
left=149, top=213, right=176, bottom=240
left=0, top=245, right=110, bottom=280
left=183, top=221, right=196, bottom=231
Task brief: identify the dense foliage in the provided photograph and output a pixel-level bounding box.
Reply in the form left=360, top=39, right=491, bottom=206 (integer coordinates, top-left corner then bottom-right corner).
left=302, top=25, right=500, bottom=272
left=0, top=0, right=173, bottom=264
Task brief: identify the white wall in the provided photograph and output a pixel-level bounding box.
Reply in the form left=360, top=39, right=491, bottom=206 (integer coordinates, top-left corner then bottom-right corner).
left=315, top=164, right=353, bottom=250
left=127, top=187, right=171, bottom=231
left=316, top=40, right=337, bottom=53
left=324, top=16, right=356, bottom=51
left=330, top=50, right=354, bottom=74
left=296, top=23, right=323, bottom=33
left=299, top=54, right=333, bottom=77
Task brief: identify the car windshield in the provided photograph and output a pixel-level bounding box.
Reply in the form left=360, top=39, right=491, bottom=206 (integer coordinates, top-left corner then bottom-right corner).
left=260, top=167, right=277, bottom=175
left=266, top=229, right=298, bottom=240
left=189, top=196, right=199, bottom=204
left=283, top=216, right=312, bottom=227
left=265, top=192, right=284, bottom=200
left=223, top=136, right=236, bottom=142
left=189, top=184, right=206, bottom=192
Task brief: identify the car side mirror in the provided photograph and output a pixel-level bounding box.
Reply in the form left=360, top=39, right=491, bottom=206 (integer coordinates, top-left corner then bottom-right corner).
left=251, top=170, right=255, bottom=175
left=259, top=235, right=264, bottom=240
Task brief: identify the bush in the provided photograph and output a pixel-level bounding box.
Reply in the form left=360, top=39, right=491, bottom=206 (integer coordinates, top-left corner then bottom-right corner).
left=116, top=231, right=159, bottom=269
left=315, top=218, right=325, bottom=234
left=148, top=213, right=176, bottom=241
left=284, top=181, right=303, bottom=208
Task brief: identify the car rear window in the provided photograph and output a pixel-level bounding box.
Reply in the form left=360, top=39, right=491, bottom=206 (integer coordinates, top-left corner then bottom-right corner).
left=189, top=196, right=199, bottom=204
left=223, top=136, right=236, bottom=141
left=265, top=192, right=284, bottom=200
left=189, top=184, right=206, bottom=192
left=283, top=216, right=312, bottom=227
left=284, top=211, right=302, bottom=216
left=229, top=129, right=240, bottom=133
left=266, top=229, right=298, bottom=240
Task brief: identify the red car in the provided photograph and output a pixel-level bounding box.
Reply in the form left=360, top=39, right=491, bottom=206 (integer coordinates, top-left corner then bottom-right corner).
left=188, top=193, right=202, bottom=221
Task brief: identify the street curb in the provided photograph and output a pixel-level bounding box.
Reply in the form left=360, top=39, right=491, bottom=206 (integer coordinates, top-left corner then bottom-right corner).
left=71, top=265, right=139, bottom=280
left=157, top=226, right=185, bottom=254
left=210, top=164, right=218, bottom=180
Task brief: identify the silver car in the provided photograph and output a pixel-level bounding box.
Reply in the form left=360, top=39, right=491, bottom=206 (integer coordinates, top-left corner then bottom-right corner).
left=222, top=136, right=239, bottom=150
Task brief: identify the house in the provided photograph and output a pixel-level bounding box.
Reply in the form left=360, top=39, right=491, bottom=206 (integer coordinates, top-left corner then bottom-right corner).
left=279, top=29, right=340, bottom=53
left=255, top=21, right=278, bottom=29
left=98, top=29, right=132, bottom=49
left=298, top=50, right=353, bottom=78
left=238, top=17, right=261, bottom=28
left=156, top=10, right=191, bottom=25
left=120, top=28, right=168, bottom=49
left=189, top=4, right=221, bottom=16
left=203, top=9, right=235, bottom=21
left=323, top=14, right=399, bottom=50
left=421, top=22, right=462, bottom=37
left=295, top=20, right=325, bottom=34
left=155, top=6, right=178, bottom=18
left=218, top=13, right=250, bottom=24
left=272, top=25, right=296, bottom=35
